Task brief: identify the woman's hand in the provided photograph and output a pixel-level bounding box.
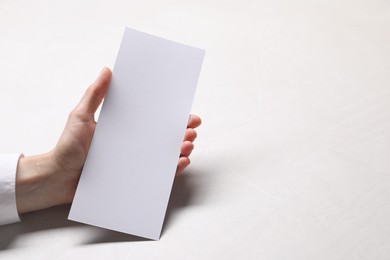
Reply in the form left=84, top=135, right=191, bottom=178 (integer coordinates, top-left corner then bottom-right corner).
left=15, top=68, right=201, bottom=214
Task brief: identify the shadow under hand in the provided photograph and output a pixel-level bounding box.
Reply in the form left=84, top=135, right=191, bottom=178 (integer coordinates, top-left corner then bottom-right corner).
left=0, top=204, right=79, bottom=250
left=0, top=205, right=147, bottom=250
left=0, top=167, right=208, bottom=249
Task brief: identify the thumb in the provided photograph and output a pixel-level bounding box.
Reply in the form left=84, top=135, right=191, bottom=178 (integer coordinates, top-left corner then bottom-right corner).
left=75, top=67, right=112, bottom=114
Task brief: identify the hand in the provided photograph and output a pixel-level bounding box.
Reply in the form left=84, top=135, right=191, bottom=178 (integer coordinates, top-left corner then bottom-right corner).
left=16, top=68, right=201, bottom=214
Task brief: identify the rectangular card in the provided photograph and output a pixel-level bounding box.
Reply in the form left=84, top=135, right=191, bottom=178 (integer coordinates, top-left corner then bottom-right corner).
left=68, top=27, right=205, bottom=240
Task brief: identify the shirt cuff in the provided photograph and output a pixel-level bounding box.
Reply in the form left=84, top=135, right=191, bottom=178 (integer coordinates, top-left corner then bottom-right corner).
left=0, top=153, right=23, bottom=225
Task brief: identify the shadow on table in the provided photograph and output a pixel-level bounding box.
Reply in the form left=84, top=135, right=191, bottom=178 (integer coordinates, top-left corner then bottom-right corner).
left=161, top=170, right=205, bottom=237
left=0, top=204, right=76, bottom=250
left=88, top=169, right=208, bottom=244
left=0, top=168, right=207, bottom=249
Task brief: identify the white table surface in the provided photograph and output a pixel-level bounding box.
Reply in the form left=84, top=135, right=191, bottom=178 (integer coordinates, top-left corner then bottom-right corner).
left=1, top=0, right=389, bottom=259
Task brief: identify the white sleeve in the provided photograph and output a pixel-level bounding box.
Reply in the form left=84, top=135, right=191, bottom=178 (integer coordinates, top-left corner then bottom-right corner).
left=0, top=153, right=22, bottom=225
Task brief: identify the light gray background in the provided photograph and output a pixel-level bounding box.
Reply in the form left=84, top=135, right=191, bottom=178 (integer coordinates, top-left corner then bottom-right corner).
left=1, top=0, right=389, bottom=259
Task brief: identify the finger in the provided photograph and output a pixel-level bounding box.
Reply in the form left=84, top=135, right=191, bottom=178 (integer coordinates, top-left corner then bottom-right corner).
left=176, top=157, right=190, bottom=175
left=75, top=67, right=112, bottom=114
left=187, top=114, right=202, bottom=129
left=180, top=141, right=194, bottom=157
left=184, top=128, right=197, bottom=142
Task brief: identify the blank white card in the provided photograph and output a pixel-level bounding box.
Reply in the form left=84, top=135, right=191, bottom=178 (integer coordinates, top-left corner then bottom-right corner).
left=68, top=28, right=205, bottom=240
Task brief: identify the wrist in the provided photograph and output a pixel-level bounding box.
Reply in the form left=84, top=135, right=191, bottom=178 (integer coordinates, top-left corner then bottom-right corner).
left=15, top=152, right=64, bottom=214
